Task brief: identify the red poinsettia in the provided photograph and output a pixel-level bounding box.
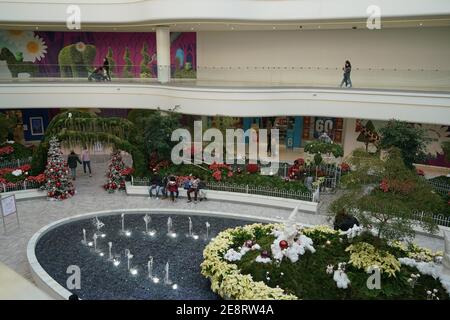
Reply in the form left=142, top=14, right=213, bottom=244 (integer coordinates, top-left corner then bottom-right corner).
left=416, top=169, right=425, bottom=176
left=246, top=163, right=259, bottom=174
left=340, top=162, right=350, bottom=172
left=227, top=170, right=233, bottom=178
left=209, top=162, right=231, bottom=171
left=120, top=167, right=134, bottom=176
left=27, top=173, right=45, bottom=184
left=212, top=170, right=222, bottom=181
left=294, top=158, right=305, bottom=166
left=0, top=146, right=14, bottom=156
left=380, top=179, right=389, bottom=193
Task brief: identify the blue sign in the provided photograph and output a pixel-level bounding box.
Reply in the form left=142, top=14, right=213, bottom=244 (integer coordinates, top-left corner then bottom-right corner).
left=286, top=129, right=294, bottom=149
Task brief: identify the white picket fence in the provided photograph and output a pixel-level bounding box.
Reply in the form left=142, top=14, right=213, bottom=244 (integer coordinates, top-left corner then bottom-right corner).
left=131, top=176, right=317, bottom=202
left=413, top=211, right=450, bottom=228
left=0, top=156, right=32, bottom=169
left=0, top=180, right=42, bottom=193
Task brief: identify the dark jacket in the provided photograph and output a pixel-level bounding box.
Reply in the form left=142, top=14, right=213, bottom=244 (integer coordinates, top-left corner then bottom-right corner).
left=67, top=154, right=82, bottom=168
left=151, top=174, right=162, bottom=186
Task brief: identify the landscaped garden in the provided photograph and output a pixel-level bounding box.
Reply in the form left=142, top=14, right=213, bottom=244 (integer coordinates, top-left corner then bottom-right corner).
left=201, top=222, right=448, bottom=300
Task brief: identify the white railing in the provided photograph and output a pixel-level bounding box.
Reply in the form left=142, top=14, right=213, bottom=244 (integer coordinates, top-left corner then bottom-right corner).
left=0, top=156, right=32, bottom=169
left=426, top=179, right=450, bottom=197
left=130, top=176, right=316, bottom=202
left=413, top=211, right=450, bottom=228
left=0, top=180, right=42, bottom=193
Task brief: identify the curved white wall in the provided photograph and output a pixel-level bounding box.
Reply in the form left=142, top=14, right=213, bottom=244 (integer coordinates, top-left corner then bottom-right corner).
left=197, top=27, right=450, bottom=90
left=0, top=83, right=449, bottom=125
left=1, top=0, right=450, bottom=25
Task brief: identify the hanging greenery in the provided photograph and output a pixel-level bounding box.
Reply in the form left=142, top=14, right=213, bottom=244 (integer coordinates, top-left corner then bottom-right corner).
left=31, top=110, right=147, bottom=176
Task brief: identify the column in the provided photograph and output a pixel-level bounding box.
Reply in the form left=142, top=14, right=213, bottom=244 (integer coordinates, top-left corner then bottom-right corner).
left=293, top=116, right=302, bottom=148
left=156, top=26, right=170, bottom=83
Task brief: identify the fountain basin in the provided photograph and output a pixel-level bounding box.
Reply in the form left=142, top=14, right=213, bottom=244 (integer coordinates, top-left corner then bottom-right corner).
left=27, top=209, right=279, bottom=300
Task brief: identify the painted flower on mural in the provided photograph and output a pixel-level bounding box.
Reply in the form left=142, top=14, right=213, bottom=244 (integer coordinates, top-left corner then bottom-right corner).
left=415, top=123, right=450, bottom=156
left=0, top=30, right=34, bottom=47
left=20, top=35, right=48, bottom=62
left=75, top=41, right=87, bottom=52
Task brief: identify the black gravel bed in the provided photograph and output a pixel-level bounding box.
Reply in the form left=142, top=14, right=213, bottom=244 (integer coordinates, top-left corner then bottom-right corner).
left=35, top=213, right=255, bottom=300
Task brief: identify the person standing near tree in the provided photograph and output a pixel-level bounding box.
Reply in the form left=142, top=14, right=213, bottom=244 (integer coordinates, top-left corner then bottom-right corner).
left=81, top=146, right=92, bottom=177
left=67, top=151, right=82, bottom=180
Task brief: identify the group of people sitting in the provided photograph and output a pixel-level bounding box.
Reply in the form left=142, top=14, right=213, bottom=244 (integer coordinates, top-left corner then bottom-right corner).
left=148, top=169, right=206, bottom=203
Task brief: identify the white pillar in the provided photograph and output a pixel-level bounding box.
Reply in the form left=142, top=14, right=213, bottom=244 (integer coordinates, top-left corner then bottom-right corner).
left=156, top=26, right=170, bottom=83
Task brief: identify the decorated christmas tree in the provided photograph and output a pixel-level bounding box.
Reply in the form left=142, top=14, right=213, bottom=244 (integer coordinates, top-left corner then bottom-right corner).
left=41, top=136, right=75, bottom=200
left=104, top=150, right=132, bottom=193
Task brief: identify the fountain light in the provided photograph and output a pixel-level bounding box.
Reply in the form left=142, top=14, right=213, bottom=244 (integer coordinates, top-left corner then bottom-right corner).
left=170, top=232, right=177, bottom=238
left=87, top=241, right=93, bottom=247
left=113, top=260, right=120, bottom=267
left=152, top=277, right=160, bottom=284
left=148, top=231, right=156, bottom=237
left=125, top=231, right=132, bottom=237
left=172, top=284, right=178, bottom=290
left=130, top=268, right=138, bottom=276
left=193, top=235, right=199, bottom=240
left=101, top=234, right=106, bottom=238
left=99, top=252, right=104, bottom=257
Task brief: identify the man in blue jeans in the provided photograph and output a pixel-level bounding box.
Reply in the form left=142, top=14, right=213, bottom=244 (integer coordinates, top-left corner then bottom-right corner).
left=149, top=170, right=163, bottom=199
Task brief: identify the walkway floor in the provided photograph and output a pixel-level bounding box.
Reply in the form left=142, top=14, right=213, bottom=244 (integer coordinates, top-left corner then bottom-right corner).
left=0, top=159, right=444, bottom=284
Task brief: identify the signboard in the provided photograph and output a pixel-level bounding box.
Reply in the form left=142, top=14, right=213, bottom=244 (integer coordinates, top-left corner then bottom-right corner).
left=1, top=195, right=20, bottom=233
left=1, top=195, right=17, bottom=217
left=286, top=129, right=294, bottom=150
left=313, top=117, right=335, bottom=138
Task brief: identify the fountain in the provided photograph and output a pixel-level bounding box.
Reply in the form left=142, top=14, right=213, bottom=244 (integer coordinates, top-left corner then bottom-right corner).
left=108, top=242, right=113, bottom=260
left=81, top=228, right=87, bottom=245
left=167, top=217, right=177, bottom=238
left=144, top=214, right=156, bottom=237
left=187, top=217, right=199, bottom=239
left=93, top=216, right=105, bottom=236
left=125, top=249, right=137, bottom=275
left=121, top=213, right=131, bottom=236
left=164, top=261, right=172, bottom=285
left=148, top=256, right=160, bottom=283
left=93, top=233, right=98, bottom=252
left=205, top=222, right=210, bottom=241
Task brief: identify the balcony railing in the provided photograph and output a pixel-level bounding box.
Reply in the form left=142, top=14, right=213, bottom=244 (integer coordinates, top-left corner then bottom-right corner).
left=1, top=64, right=449, bottom=92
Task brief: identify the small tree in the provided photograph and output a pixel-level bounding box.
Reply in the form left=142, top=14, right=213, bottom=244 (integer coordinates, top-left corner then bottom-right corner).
left=106, top=47, right=116, bottom=77
left=41, top=136, right=75, bottom=200
left=442, top=141, right=450, bottom=163
left=379, top=119, right=430, bottom=168
left=122, top=47, right=133, bottom=78
left=140, top=110, right=181, bottom=161
left=140, top=42, right=151, bottom=78
left=104, top=150, right=129, bottom=193
left=330, top=148, right=442, bottom=242
left=304, top=138, right=343, bottom=178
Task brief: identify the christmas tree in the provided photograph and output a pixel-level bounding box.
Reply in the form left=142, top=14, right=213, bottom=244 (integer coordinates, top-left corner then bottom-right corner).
left=104, top=150, right=131, bottom=193
left=41, top=136, right=75, bottom=200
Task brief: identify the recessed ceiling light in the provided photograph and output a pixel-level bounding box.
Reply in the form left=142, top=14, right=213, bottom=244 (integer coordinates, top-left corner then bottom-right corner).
left=35, top=26, right=39, bottom=30
left=419, top=23, right=423, bottom=26
left=318, top=26, right=321, bottom=29
left=191, top=27, right=194, bottom=31
left=231, top=26, right=234, bottom=30
left=272, top=26, right=276, bottom=30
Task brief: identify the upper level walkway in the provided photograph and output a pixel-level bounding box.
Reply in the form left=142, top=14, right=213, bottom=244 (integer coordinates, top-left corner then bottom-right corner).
left=1, top=76, right=450, bottom=125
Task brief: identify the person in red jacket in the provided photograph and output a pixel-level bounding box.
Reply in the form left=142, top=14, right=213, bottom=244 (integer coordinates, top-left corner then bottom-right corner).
left=167, top=175, right=179, bottom=202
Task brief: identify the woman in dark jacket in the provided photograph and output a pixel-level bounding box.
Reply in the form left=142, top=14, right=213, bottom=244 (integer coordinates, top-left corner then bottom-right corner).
left=339, top=60, right=352, bottom=88
left=67, top=151, right=82, bottom=180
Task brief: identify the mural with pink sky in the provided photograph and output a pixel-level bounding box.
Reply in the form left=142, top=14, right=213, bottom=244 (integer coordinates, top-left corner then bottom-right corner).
left=0, top=30, right=196, bottom=79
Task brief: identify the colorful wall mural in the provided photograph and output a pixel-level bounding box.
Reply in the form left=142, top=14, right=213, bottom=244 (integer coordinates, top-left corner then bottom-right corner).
left=0, top=30, right=196, bottom=79
left=354, top=119, right=450, bottom=167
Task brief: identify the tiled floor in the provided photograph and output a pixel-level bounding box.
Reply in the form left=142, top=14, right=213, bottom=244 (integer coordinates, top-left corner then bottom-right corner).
left=0, top=158, right=444, bottom=284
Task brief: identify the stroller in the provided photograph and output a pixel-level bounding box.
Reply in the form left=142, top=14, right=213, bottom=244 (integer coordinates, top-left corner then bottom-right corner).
left=88, top=67, right=108, bottom=82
